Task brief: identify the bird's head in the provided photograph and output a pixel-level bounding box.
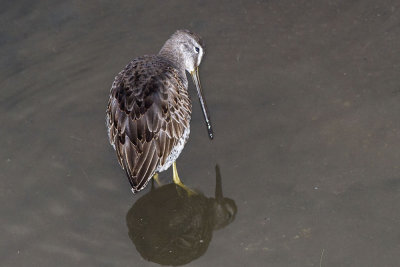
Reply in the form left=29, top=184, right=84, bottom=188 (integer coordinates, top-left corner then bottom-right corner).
left=160, top=29, right=213, bottom=139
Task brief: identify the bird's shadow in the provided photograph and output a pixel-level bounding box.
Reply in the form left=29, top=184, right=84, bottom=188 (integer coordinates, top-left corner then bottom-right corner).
left=126, top=165, right=237, bottom=266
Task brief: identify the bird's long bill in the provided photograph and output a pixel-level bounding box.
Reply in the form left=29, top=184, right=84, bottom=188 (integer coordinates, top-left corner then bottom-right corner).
left=191, top=67, right=214, bottom=139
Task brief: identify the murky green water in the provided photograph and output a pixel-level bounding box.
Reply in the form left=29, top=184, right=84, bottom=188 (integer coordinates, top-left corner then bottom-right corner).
left=2, top=1, right=400, bottom=266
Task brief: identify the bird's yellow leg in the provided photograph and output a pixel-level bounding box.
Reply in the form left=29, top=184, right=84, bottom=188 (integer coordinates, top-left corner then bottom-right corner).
left=172, top=162, right=182, bottom=184
left=153, top=173, right=162, bottom=186
left=173, top=162, right=196, bottom=196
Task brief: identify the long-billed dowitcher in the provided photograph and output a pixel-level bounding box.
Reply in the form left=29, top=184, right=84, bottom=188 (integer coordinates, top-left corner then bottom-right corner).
left=106, top=29, right=213, bottom=193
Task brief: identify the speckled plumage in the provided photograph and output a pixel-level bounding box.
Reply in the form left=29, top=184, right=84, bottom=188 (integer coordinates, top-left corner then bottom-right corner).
left=106, top=30, right=210, bottom=193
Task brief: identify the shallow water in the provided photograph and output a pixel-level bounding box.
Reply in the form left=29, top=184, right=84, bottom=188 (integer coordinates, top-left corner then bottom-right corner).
left=1, top=1, right=400, bottom=266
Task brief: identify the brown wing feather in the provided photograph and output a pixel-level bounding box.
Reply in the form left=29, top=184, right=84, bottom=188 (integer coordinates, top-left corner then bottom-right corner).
left=106, top=55, right=191, bottom=193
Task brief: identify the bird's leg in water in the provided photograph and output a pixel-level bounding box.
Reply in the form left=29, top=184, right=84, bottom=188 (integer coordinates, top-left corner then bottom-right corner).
left=173, top=162, right=196, bottom=196
left=153, top=173, right=162, bottom=186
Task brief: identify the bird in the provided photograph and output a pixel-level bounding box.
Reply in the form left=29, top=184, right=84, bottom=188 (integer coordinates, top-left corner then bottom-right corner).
left=106, top=29, right=213, bottom=194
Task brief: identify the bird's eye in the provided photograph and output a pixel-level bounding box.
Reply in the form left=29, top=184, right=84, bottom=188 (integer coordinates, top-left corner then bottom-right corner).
left=195, top=47, right=200, bottom=53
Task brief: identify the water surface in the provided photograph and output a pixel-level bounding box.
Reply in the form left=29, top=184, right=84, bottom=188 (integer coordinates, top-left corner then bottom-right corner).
left=1, top=1, right=400, bottom=266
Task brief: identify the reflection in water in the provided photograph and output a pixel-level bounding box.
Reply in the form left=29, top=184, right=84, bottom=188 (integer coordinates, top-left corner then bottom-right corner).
left=126, top=165, right=237, bottom=266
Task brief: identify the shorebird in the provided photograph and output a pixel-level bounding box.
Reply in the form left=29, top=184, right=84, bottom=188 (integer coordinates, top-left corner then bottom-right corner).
left=106, top=29, right=213, bottom=194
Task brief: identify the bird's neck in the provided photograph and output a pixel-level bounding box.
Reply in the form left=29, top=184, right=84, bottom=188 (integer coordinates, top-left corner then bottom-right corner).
left=159, top=41, right=186, bottom=75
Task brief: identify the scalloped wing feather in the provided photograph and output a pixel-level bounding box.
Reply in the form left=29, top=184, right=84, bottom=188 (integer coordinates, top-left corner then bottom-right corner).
left=106, top=56, right=191, bottom=193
